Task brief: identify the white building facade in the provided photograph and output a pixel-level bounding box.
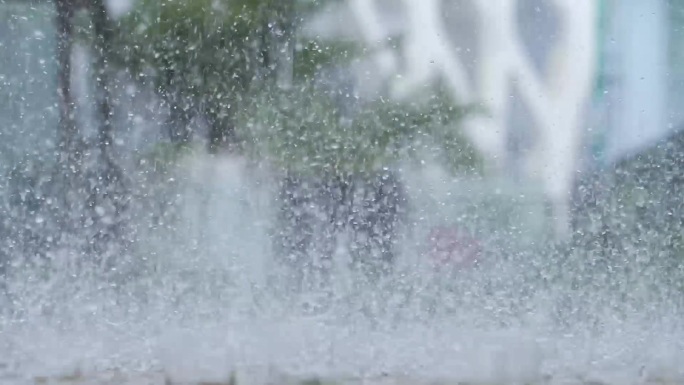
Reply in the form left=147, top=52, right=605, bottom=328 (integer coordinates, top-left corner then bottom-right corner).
left=313, top=0, right=677, bottom=239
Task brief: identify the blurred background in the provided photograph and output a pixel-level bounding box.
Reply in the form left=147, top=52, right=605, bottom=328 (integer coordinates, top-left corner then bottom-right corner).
left=1, top=0, right=684, bottom=318
left=3, top=0, right=684, bottom=380
left=2, top=0, right=684, bottom=269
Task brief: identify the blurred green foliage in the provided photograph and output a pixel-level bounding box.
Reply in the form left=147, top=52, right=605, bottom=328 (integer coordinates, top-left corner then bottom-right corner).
left=236, top=82, right=480, bottom=175
left=294, top=40, right=362, bottom=82
left=112, top=0, right=343, bottom=110
left=111, top=0, right=481, bottom=174
left=112, top=0, right=268, bottom=144
left=136, top=141, right=202, bottom=172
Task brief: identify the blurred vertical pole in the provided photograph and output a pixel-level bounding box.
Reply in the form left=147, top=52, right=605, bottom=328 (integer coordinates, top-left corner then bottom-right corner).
left=270, top=0, right=296, bottom=89
left=90, top=0, right=116, bottom=171
left=54, top=0, right=79, bottom=171
left=90, top=0, right=128, bottom=260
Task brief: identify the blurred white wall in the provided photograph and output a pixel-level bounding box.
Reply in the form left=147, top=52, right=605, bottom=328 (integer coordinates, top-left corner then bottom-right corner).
left=310, top=0, right=676, bottom=239
left=310, top=0, right=598, bottom=238
left=106, top=0, right=134, bottom=18
left=601, top=0, right=669, bottom=164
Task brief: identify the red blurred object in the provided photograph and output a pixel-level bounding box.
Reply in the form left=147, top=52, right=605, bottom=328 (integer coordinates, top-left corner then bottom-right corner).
left=427, top=225, right=482, bottom=269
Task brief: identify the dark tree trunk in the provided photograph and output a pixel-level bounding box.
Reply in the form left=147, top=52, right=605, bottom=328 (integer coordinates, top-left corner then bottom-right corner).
left=167, top=96, right=193, bottom=144
left=271, top=0, right=296, bottom=89
left=163, top=60, right=193, bottom=145
left=88, top=0, right=130, bottom=266
left=206, top=0, right=296, bottom=154
left=54, top=0, right=88, bottom=240
left=90, top=0, right=115, bottom=164
left=54, top=0, right=80, bottom=170
left=255, top=0, right=295, bottom=85
left=90, top=0, right=124, bottom=189
left=206, top=105, right=236, bottom=154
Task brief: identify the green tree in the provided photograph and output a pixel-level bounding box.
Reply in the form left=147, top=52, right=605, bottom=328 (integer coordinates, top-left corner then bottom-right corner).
left=3, top=0, right=133, bottom=272
left=236, top=82, right=477, bottom=175
left=114, top=0, right=300, bottom=150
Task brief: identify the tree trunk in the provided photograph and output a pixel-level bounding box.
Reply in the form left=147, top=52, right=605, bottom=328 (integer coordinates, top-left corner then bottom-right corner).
left=206, top=0, right=296, bottom=154
left=90, top=0, right=125, bottom=188
left=90, top=0, right=115, bottom=165
left=54, top=0, right=88, bottom=240
left=54, top=0, right=80, bottom=171
left=255, top=0, right=296, bottom=86
left=89, top=0, right=130, bottom=268
left=207, top=107, right=235, bottom=154
left=272, top=0, right=296, bottom=89
left=163, top=59, right=193, bottom=145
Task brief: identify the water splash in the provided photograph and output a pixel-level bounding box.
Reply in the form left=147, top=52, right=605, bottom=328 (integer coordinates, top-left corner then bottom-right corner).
left=1, top=155, right=684, bottom=385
